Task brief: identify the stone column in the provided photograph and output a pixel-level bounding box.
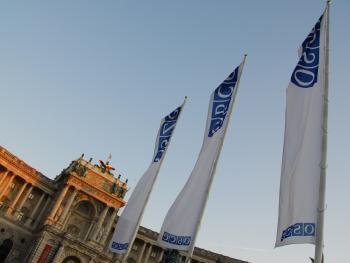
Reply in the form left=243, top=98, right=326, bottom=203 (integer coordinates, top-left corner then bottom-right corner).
left=0, top=171, right=9, bottom=192
left=91, top=205, right=109, bottom=241
left=136, top=242, right=147, bottom=263
left=25, top=192, right=45, bottom=226
left=0, top=173, right=15, bottom=199
left=100, top=208, right=118, bottom=244
left=46, top=184, right=69, bottom=223
left=84, top=221, right=96, bottom=241
left=14, top=184, right=33, bottom=218
left=34, top=196, right=51, bottom=228
left=143, top=244, right=153, bottom=263
left=6, top=181, right=28, bottom=215
left=57, top=187, right=78, bottom=225
left=158, top=250, right=164, bottom=263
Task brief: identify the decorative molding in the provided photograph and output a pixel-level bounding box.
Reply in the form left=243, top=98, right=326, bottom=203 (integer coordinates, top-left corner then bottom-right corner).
left=0, top=145, right=248, bottom=263
left=0, top=147, right=55, bottom=194
left=67, top=175, right=125, bottom=209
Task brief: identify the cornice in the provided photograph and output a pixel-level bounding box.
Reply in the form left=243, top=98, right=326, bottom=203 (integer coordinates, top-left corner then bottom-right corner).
left=0, top=146, right=55, bottom=194
left=67, top=174, right=126, bottom=209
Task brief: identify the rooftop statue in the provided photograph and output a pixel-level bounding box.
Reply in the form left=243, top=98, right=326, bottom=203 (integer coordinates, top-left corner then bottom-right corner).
left=60, top=153, right=88, bottom=177
left=97, top=154, right=116, bottom=175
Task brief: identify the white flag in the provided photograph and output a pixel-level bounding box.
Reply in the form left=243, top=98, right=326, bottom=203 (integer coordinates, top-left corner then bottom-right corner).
left=276, top=10, right=327, bottom=247
left=109, top=102, right=185, bottom=254
left=158, top=60, right=245, bottom=251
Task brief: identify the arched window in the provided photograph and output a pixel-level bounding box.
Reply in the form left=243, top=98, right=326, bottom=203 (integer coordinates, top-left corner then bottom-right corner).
left=62, top=256, right=81, bottom=263
left=76, top=201, right=93, bottom=218
left=65, top=201, right=95, bottom=240
left=0, top=239, right=13, bottom=263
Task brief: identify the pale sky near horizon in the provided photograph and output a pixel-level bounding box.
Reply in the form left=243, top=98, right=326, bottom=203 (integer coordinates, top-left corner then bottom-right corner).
left=1, top=1, right=349, bottom=262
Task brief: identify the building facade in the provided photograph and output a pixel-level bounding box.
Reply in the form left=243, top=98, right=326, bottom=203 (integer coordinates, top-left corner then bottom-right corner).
left=0, top=146, right=248, bottom=263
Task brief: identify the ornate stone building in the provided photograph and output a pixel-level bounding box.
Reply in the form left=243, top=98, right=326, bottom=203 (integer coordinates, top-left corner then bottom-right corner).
left=0, top=146, right=248, bottom=263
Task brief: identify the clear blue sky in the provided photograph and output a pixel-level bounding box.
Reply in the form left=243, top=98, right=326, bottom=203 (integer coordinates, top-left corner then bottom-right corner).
left=1, top=1, right=349, bottom=262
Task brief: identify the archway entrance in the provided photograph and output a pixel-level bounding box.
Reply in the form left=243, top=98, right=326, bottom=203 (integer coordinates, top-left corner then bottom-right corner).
left=62, top=256, right=81, bottom=263
left=0, top=239, right=13, bottom=263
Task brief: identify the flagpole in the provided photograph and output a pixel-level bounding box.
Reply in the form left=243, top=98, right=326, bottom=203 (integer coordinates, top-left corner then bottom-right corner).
left=185, top=55, right=247, bottom=263
left=119, top=97, right=188, bottom=263
left=314, top=2, right=330, bottom=263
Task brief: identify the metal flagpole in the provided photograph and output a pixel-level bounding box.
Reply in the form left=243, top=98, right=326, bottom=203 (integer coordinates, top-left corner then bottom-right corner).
left=314, top=1, right=330, bottom=263
left=185, top=55, right=247, bottom=263
left=119, top=97, right=188, bottom=263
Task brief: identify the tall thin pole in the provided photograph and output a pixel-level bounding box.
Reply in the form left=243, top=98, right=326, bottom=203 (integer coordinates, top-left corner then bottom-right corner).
left=314, top=2, right=330, bottom=263
left=185, top=55, right=247, bottom=263
left=119, top=97, right=187, bottom=263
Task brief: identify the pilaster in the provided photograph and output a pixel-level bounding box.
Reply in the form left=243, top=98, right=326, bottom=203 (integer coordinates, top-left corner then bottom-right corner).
left=100, top=208, right=118, bottom=244
left=144, top=243, right=153, bottom=263
left=136, top=241, right=147, bottom=263
left=91, top=205, right=109, bottom=241
left=6, top=181, right=28, bottom=215
left=158, top=250, right=164, bottom=263
left=13, top=184, right=33, bottom=218
left=0, top=173, right=15, bottom=199
left=0, top=171, right=10, bottom=193
left=25, top=192, right=46, bottom=226
left=34, top=196, right=51, bottom=228
left=46, top=184, right=69, bottom=224
left=57, top=187, right=78, bottom=226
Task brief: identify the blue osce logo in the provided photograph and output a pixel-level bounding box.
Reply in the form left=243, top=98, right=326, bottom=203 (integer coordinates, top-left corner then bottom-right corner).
left=154, top=106, right=182, bottom=162
left=208, top=67, right=239, bottom=137
left=291, top=15, right=323, bottom=88
left=162, top=232, right=191, bottom=246
left=111, top=242, right=128, bottom=250
left=281, top=223, right=315, bottom=242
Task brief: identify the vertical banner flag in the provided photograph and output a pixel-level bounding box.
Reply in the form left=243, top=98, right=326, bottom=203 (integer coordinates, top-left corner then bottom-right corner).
left=109, top=100, right=185, bottom=254
left=276, top=9, right=328, bottom=247
left=158, top=58, right=246, bottom=252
